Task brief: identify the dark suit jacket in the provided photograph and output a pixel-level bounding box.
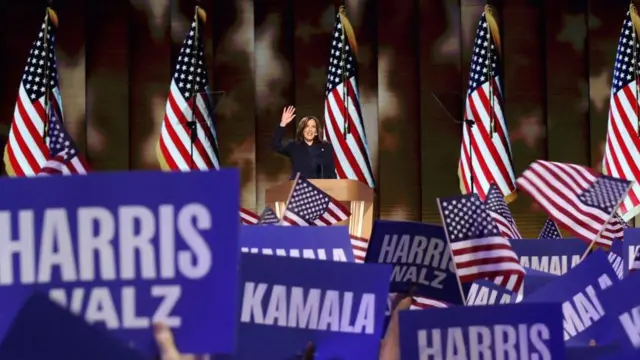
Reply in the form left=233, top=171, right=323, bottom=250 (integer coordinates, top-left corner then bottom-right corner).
left=271, top=126, right=337, bottom=179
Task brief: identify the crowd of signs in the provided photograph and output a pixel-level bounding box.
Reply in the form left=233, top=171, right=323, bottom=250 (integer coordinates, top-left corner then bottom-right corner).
left=2, top=170, right=640, bottom=359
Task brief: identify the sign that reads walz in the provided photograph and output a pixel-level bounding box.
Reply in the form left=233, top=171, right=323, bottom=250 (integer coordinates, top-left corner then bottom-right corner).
left=0, top=170, right=241, bottom=355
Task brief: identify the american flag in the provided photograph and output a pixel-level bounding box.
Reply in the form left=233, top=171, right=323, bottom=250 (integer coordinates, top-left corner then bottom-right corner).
left=538, top=218, right=563, bottom=239
left=516, top=160, right=631, bottom=249
left=323, top=6, right=375, bottom=187
left=350, top=234, right=369, bottom=263
left=240, top=208, right=259, bottom=225
left=484, top=184, right=521, bottom=239
left=258, top=207, right=280, bottom=225
left=156, top=10, right=219, bottom=171
left=437, top=193, right=524, bottom=285
left=631, top=248, right=640, bottom=272
left=4, top=11, right=62, bottom=177
left=280, top=178, right=351, bottom=226
left=458, top=10, right=516, bottom=202
left=602, top=9, right=640, bottom=222
left=37, top=110, right=88, bottom=176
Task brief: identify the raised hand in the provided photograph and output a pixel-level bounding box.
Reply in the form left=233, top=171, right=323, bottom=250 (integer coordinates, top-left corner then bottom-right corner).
left=280, top=106, right=296, bottom=126
left=154, top=323, right=181, bottom=360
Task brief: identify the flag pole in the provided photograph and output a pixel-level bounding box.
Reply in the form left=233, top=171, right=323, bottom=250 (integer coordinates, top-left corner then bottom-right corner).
left=42, top=1, right=58, bottom=143
left=630, top=3, right=640, bottom=134
left=187, top=1, right=204, bottom=170
left=338, top=5, right=350, bottom=139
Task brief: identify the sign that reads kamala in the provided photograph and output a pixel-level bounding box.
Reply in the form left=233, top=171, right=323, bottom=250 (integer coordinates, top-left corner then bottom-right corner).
left=598, top=271, right=640, bottom=353
left=623, top=228, right=640, bottom=276
left=236, top=253, right=391, bottom=359
left=365, top=220, right=465, bottom=304
left=0, top=170, right=241, bottom=356
left=398, top=303, right=564, bottom=360
left=240, top=225, right=354, bottom=262
left=510, top=238, right=586, bottom=275
left=521, top=251, right=619, bottom=347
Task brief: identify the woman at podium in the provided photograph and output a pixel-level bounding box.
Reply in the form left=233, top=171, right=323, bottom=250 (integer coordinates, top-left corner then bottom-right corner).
left=272, top=106, right=337, bottom=180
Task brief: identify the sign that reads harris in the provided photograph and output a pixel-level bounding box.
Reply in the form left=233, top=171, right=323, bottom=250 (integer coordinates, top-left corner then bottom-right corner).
left=521, top=251, right=619, bottom=346
left=240, top=225, right=354, bottom=262
left=0, top=170, right=241, bottom=355
left=235, top=253, right=391, bottom=359
left=365, top=220, right=465, bottom=304
left=510, top=238, right=586, bottom=275
left=398, top=303, right=564, bottom=360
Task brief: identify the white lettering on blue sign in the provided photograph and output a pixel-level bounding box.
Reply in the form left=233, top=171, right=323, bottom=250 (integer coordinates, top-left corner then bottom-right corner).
left=466, top=283, right=512, bottom=306
left=240, top=247, right=347, bottom=262
left=628, top=245, right=639, bottom=272
left=378, top=234, right=454, bottom=272
left=0, top=203, right=213, bottom=329
left=389, top=266, right=447, bottom=289
left=607, top=252, right=624, bottom=279
left=619, top=305, right=640, bottom=348
left=240, top=282, right=375, bottom=334
left=519, top=255, right=581, bottom=275
left=562, top=274, right=613, bottom=340
left=417, top=324, right=551, bottom=360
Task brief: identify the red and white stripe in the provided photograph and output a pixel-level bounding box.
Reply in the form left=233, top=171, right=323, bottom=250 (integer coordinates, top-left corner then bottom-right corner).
left=409, top=296, right=449, bottom=310
left=488, top=211, right=521, bottom=240
left=490, top=273, right=524, bottom=294
left=157, top=82, right=219, bottom=171
left=516, top=161, right=629, bottom=249
left=451, top=236, right=524, bottom=284
left=280, top=202, right=350, bottom=226
left=240, top=208, right=259, bottom=225
left=37, top=152, right=88, bottom=176
left=350, top=234, right=369, bottom=263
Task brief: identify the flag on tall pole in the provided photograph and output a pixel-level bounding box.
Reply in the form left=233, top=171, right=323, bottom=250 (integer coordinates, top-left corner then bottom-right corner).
left=458, top=6, right=517, bottom=202
left=602, top=5, right=640, bottom=222
left=4, top=7, right=62, bottom=177
left=156, top=6, right=219, bottom=171
left=323, top=6, right=375, bottom=187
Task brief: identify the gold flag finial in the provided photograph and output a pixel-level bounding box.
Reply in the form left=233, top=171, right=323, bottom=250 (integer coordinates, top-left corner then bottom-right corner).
left=47, top=7, right=59, bottom=28
left=484, top=5, right=501, bottom=58
left=196, top=6, right=207, bottom=24
left=338, top=6, right=358, bottom=59
left=630, top=3, right=640, bottom=36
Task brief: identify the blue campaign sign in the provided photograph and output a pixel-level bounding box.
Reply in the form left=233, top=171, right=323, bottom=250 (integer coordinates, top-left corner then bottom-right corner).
left=0, top=170, right=241, bottom=356
left=466, top=279, right=517, bottom=306
left=521, top=251, right=620, bottom=346
left=240, top=225, right=354, bottom=262
left=598, top=272, right=640, bottom=353
left=233, top=253, right=391, bottom=359
left=510, top=238, right=586, bottom=275
left=522, top=267, right=558, bottom=297
left=364, top=220, right=467, bottom=304
left=0, top=292, right=145, bottom=360
left=623, top=229, right=640, bottom=277
left=398, top=303, right=564, bottom=359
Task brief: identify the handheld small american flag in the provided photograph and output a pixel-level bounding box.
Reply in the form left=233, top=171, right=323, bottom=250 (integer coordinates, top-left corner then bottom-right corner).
left=257, top=207, right=280, bottom=225
left=156, top=8, right=219, bottom=171
left=516, top=160, right=631, bottom=249
left=240, top=208, right=259, bottom=225
left=602, top=7, right=640, bottom=222
left=631, top=248, right=640, bottom=272
left=458, top=8, right=516, bottom=201
left=484, top=184, right=521, bottom=239
left=280, top=178, right=351, bottom=226
left=409, top=296, right=449, bottom=310
left=37, top=110, right=88, bottom=176
left=437, top=193, right=524, bottom=284
left=323, top=6, right=375, bottom=187
left=4, top=10, right=62, bottom=177
left=350, top=234, right=369, bottom=263
left=538, top=218, right=563, bottom=239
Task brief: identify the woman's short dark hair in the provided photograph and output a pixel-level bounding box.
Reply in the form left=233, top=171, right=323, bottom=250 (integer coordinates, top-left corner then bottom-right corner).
left=295, top=116, right=325, bottom=142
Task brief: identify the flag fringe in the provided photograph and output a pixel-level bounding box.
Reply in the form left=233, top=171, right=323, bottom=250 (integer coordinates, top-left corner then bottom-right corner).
left=338, top=6, right=358, bottom=59
left=484, top=5, right=501, bottom=58
left=47, top=7, right=59, bottom=28
left=196, top=6, right=207, bottom=24
left=630, top=4, right=640, bottom=36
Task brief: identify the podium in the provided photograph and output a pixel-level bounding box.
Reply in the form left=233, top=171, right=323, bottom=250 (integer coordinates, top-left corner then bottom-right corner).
left=265, top=179, right=375, bottom=238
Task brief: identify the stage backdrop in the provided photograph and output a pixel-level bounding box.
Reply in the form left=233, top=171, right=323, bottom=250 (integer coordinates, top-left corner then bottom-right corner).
left=0, top=0, right=631, bottom=237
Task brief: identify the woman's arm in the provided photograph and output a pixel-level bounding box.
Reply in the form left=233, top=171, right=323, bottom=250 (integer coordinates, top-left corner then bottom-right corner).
left=271, top=125, right=292, bottom=156
left=324, top=143, right=338, bottom=179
